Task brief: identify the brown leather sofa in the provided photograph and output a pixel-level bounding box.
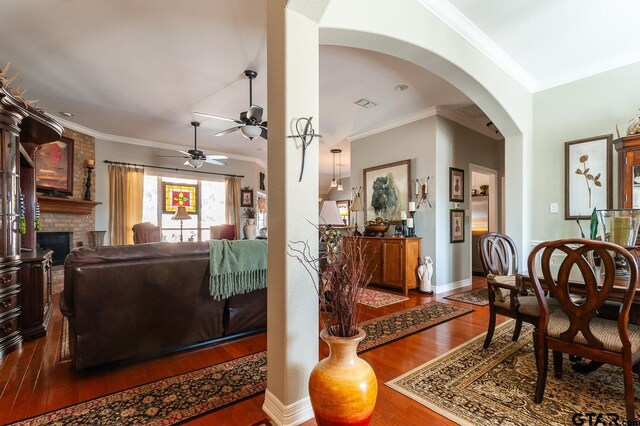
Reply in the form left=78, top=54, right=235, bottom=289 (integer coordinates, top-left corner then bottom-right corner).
left=60, top=241, right=266, bottom=369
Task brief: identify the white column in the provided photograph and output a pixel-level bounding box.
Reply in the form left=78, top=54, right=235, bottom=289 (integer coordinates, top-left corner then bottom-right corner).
left=263, top=2, right=322, bottom=425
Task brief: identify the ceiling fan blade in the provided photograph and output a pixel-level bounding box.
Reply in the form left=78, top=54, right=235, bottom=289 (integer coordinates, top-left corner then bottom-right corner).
left=205, top=158, right=226, bottom=166
left=214, top=126, right=241, bottom=136
left=205, top=154, right=228, bottom=160
left=247, top=105, right=263, bottom=123
left=194, top=111, right=243, bottom=124
left=260, top=126, right=267, bottom=140
left=177, top=150, right=192, bottom=156
left=155, top=155, right=188, bottom=158
left=183, top=160, right=191, bottom=166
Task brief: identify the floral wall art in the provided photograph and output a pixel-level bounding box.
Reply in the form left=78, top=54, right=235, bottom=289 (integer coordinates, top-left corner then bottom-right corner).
left=564, top=134, right=612, bottom=220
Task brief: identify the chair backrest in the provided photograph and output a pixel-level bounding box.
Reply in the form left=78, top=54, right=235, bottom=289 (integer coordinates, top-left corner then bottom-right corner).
left=132, top=222, right=161, bottom=244
left=478, top=232, right=519, bottom=276
left=528, top=238, right=638, bottom=351
left=210, top=224, right=236, bottom=240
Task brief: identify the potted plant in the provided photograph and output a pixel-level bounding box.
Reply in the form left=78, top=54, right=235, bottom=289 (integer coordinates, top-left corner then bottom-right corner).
left=289, top=229, right=377, bottom=425
left=243, top=206, right=257, bottom=239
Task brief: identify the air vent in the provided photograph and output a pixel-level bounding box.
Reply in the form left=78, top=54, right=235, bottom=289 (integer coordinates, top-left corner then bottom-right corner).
left=354, top=98, right=378, bottom=109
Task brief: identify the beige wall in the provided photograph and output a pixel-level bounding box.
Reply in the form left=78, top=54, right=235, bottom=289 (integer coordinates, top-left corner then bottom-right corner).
left=532, top=61, right=640, bottom=244
left=350, top=114, right=503, bottom=288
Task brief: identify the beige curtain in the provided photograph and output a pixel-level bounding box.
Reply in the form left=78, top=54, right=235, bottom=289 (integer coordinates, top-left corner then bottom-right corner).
left=109, top=164, right=144, bottom=245
left=225, top=177, right=241, bottom=240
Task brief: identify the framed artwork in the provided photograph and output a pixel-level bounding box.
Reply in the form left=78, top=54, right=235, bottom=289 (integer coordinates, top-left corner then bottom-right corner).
left=259, top=172, right=266, bottom=191
left=241, top=188, right=254, bottom=207
left=363, top=159, right=411, bottom=224
left=336, top=200, right=350, bottom=225
left=450, top=209, right=465, bottom=243
left=162, top=182, right=198, bottom=214
left=564, top=134, right=612, bottom=220
left=449, top=167, right=465, bottom=202
left=36, top=136, right=74, bottom=194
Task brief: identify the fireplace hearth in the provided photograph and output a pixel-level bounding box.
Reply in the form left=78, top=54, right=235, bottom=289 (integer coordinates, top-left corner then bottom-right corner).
left=37, top=232, right=72, bottom=266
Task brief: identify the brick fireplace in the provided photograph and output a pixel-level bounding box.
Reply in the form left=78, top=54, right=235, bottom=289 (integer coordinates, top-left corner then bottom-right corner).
left=37, top=128, right=97, bottom=293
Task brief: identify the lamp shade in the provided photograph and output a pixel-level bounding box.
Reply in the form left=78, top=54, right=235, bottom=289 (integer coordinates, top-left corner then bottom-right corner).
left=351, top=195, right=363, bottom=212
left=187, top=158, right=204, bottom=168
left=319, top=201, right=345, bottom=226
left=172, top=206, right=191, bottom=221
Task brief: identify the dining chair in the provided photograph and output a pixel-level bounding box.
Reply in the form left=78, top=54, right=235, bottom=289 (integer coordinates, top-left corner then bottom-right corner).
left=479, top=232, right=538, bottom=348
left=528, top=238, right=640, bottom=420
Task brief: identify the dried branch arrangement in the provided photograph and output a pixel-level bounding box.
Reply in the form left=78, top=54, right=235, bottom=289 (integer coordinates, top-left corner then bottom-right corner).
left=289, top=227, right=372, bottom=337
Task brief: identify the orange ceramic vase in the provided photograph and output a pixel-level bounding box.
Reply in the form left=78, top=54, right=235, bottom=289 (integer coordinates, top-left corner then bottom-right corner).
left=309, top=328, right=378, bottom=425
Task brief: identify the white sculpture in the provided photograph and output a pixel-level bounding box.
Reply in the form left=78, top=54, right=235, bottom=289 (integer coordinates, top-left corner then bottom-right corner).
left=417, top=256, right=434, bottom=294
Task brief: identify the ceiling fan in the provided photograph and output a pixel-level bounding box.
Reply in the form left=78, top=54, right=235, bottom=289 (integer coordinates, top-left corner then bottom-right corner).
left=194, top=69, right=267, bottom=140
left=157, top=121, right=227, bottom=169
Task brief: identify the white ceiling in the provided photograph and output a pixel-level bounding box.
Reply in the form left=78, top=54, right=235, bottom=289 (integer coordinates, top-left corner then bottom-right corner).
left=2, top=0, right=639, bottom=192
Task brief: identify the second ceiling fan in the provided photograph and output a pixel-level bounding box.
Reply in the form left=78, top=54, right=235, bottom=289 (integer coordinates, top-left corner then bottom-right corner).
left=195, top=69, right=267, bottom=141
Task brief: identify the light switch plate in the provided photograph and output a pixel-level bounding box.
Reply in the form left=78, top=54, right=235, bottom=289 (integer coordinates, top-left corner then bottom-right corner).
left=549, top=202, right=559, bottom=214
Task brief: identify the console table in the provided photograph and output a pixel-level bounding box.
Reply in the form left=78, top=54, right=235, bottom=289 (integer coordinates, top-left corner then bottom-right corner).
left=344, top=236, right=421, bottom=295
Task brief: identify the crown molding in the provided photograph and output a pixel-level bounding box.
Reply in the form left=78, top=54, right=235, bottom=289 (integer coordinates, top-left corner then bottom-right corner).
left=50, top=115, right=267, bottom=169
left=348, top=105, right=502, bottom=142
left=435, top=106, right=502, bottom=140
left=348, top=107, right=438, bottom=142
left=417, top=0, right=537, bottom=92
left=535, top=49, right=640, bottom=92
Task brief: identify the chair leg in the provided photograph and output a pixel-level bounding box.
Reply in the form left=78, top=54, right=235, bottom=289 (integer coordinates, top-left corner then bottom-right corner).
left=512, top=319, right=523, bottom=342
left=553, top=351, right=563, bottom=379
left=623, top=362, right=636, bottom=421
left=483, top=307, right=497, bottom=349
left=534, top=338, right=548, bottom=404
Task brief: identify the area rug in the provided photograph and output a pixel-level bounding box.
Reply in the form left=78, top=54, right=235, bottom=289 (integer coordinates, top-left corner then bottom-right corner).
left=358, top=301, right=471, bottom=352
left=24, top=302, right=470, bottom=425
left=443, top=287, right=489, bottom=306
left=386, top=321, right=640, bottom=426
left=358, top=287, right=409, bottom=308
left=59, top=317, right=71, bottom=363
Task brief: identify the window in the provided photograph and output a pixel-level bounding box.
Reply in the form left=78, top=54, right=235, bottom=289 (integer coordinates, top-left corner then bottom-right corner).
left=142, top=175, right=226, bottom=242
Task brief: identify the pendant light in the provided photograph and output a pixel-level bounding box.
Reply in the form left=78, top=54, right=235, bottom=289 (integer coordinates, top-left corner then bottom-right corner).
left=337, top=150, right=343, bottom=191
left=330, top=149, right=341, bottom=188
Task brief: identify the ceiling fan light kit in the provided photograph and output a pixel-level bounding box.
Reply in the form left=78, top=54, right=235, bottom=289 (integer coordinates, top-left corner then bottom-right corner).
left=196, top=69, right=268, bottom=141
left=155, top=121, right=227, bottom=168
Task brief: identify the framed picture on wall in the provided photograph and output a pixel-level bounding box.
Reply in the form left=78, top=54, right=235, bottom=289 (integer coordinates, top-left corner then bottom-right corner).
left=241, top=188, right=254, bottom=207
left=449, top=167, right=465, bottom=202
left=35, top=136, right=74, bottom=194
left=450, top=209, right=465, bottom=243
left=564, top=134, right=612, bottom=220
left=363, top=159, right=411, bottom=224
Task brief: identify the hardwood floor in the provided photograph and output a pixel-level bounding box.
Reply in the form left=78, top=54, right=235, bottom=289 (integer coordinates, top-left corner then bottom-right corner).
left=0, top=277, right=502, bottom=425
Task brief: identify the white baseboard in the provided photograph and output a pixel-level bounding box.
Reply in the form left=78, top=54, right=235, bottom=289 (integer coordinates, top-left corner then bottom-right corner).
left=435, top=278, right=471, bottom=294
left=262, top=389, right=314, bottom=426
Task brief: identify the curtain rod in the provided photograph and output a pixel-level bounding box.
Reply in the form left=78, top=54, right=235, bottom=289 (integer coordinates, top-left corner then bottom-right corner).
left=102, top=160, right=244, bottom=178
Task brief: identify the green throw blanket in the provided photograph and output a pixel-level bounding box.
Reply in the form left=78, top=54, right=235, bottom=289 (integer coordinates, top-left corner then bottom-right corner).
left=208, top=239, right=267, bottom=300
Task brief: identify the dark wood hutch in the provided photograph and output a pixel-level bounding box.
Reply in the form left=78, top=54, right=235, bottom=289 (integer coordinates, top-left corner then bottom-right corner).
left=0, top=85, right=62, bottom=356
left=613, top=134, right=640, bottom=209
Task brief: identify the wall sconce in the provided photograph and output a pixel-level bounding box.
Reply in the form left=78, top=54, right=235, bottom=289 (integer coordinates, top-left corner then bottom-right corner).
left=415, top=176, right=432, bottom=208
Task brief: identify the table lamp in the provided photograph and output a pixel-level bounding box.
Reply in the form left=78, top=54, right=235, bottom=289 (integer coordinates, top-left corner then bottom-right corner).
left=319, top=201, right=345, bottom=227
left=350, top=193, right=363, bottom=236
left=172, top=206, right=191, bottom=242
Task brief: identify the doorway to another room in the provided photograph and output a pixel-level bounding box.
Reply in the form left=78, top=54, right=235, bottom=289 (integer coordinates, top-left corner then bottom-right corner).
left=470, top=164, right=499, bottom=276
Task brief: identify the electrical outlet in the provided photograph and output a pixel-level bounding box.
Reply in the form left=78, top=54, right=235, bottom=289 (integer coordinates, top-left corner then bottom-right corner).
left=549, top=203, right=558, bottom=214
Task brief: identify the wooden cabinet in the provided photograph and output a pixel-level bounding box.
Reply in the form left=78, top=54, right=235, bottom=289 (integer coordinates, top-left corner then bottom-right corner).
left=614, top=134, right=640, bottom=209
left=20, top=249, right=53, bottom=341
left=345, top=236, right=421, bottom=295
left=0, top=86, right=62, bottom=356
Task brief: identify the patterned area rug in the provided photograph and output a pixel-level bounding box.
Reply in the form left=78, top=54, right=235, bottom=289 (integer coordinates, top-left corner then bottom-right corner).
left=22, top=302, right=470, bottom=425
left=358, top=302, right=471, bottom=352
left=358, top=287, right=409, bottom=308
left=443, top=287, right=489, bottom=306
left=59, top=317, right=71, bottom=363
left=387, top=321, right=640, bottom=426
